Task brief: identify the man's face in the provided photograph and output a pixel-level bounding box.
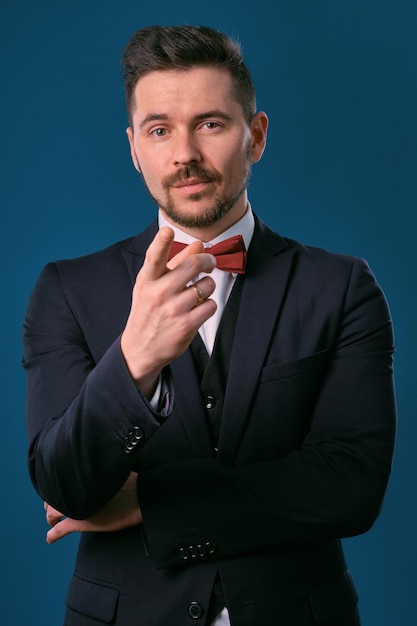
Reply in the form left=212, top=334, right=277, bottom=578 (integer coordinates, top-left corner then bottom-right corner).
left=127, top=67, right=267, bottom=238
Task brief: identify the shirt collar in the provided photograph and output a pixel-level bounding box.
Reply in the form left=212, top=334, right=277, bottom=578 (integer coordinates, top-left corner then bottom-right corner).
left=158, top=203, right=255, bottom=252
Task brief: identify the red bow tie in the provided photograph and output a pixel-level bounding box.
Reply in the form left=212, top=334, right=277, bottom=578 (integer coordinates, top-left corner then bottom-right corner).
left=168, top=234, right=247, bottom=274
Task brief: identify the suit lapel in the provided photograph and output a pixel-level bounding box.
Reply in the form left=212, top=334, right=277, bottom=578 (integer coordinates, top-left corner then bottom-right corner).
left=219, top=218, right=295, bottom=465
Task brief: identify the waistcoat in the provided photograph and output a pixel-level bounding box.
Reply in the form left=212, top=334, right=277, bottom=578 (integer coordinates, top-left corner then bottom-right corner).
left=189, top=276, right=244, bottom=624
left=190, top=275, right=244, bottom=452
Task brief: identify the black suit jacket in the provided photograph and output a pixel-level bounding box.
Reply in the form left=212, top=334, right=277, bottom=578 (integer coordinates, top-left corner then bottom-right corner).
left=23, top=215, right=396, bottom=625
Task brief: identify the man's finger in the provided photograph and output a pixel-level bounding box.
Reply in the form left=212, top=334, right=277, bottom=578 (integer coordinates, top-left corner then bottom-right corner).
left=46, top=518, right=80, bottom=544
left=140, top=227, right=176, bottom=280
left=45, top=503, right=66, bottom=527
left=167, top=240, right=205, bottom=270
left=140, top=227, right=216, bottom=286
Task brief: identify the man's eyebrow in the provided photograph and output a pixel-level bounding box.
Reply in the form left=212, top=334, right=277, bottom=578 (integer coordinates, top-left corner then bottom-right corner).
left=139, top=113, right=169, bottom=129
left=193, top=110, right=234, bottom=122
left=139, top=110, right=234, bottom=129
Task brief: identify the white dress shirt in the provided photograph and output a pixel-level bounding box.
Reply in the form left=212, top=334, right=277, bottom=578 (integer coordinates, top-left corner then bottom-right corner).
left=158, top=206, right=254, bottom=625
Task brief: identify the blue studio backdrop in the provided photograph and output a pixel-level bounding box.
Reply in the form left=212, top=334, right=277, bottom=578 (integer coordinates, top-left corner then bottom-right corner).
left=1, top=1, right=416, bottom=624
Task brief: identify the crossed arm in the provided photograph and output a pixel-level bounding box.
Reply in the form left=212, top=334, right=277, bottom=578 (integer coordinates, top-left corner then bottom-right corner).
left=26, top=228, right=216, bottom=543
left=28, top=227, right=217, bottom=543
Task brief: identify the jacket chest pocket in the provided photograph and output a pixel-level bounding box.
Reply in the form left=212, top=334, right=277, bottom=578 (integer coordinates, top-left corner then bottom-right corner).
left=260, top=349, right=329, bottom=385
left=243, top=350, right=330, bottom=458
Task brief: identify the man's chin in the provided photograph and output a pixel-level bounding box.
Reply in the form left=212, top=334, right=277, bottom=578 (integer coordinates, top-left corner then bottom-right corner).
left=162, top=204, right=229, bottom=229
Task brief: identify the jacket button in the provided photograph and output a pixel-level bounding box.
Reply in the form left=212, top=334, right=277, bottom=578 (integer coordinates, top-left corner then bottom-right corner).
left=122, top=426, right=144, bottom=453
left=188, top=602, right=205, bottom=619
left=205, top=541, right=217, bottom=555
left=205, top=396, right=216, bottom=409
left=189, top=545, right=198, bottom=559
left=179, top=547, right=188, bottom=560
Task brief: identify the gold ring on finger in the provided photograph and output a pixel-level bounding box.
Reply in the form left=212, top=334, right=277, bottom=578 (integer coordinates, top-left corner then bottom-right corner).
left=191, top=283, right=205, bottom=305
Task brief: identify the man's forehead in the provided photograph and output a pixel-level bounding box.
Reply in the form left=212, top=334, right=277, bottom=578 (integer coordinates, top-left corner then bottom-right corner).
left=131, top=67, right=237, bottom=117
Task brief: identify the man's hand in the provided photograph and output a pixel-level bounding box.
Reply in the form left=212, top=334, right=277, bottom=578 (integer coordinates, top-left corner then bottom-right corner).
left=45, top=472, right=142, bottom=544
left=121, top=226, right=217, bottom=397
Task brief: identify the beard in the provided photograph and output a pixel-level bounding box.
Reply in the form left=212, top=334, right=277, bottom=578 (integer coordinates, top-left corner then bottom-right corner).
left=139, top=145, right=253, bottom=229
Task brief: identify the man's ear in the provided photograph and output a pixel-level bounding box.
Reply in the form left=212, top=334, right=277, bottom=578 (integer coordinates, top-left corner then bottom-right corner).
left=126, top=127, right=141, bottom=173
left=250, top=112, right=269, bottom=163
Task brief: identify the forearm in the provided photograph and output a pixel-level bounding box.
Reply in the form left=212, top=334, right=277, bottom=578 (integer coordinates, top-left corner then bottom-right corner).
left=27, top=339, right=164, bottom=518
left=140, top=422, right=394, bottom=568
left=24, top=234, right=216, bottom=519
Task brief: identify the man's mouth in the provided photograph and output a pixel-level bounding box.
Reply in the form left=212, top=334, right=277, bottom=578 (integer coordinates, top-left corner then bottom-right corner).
left=172, top=178, right=213, bottom=191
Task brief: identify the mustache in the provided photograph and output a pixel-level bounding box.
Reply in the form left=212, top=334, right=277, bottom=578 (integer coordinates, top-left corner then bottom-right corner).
left=163, top=165, right=221, bottom=189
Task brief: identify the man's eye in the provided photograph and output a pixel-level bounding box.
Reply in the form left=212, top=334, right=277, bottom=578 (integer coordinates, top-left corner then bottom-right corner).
left=151, top=128, right=167, bottom=137
left=204, top=122, right=219, bottom=130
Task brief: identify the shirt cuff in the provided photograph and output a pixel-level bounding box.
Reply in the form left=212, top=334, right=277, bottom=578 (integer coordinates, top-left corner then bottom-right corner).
left=148, top=371, right=172, bottom=416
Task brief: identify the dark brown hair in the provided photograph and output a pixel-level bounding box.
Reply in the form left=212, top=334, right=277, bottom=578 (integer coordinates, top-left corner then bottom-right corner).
left=121, top=25, right=257, bottom=124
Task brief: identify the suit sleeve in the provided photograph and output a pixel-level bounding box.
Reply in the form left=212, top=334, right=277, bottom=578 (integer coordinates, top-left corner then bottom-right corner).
left=138, top=257, right=397, bottom=568
left=23, top=262, right=169, bottom=518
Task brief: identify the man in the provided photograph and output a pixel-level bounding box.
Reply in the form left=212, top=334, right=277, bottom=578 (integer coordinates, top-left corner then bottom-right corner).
left=23, top=25, right=396, bottom=626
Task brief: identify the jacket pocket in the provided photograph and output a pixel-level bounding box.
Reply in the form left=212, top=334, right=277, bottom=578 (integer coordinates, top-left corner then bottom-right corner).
left=260, top=349, right=329, bottom=384
left=65, top=573, right=119, bottom=623
left=308, top=570, right=359, bottom=622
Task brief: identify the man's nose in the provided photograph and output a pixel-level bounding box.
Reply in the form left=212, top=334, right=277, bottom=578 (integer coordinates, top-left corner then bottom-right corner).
left=172, top=131, right=202, bottom=165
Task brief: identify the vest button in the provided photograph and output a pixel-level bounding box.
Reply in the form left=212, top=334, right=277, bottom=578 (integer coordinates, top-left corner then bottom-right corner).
left=205, top=395, right=216, bottom=409
left=188, top=601, right=205, bottom=619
